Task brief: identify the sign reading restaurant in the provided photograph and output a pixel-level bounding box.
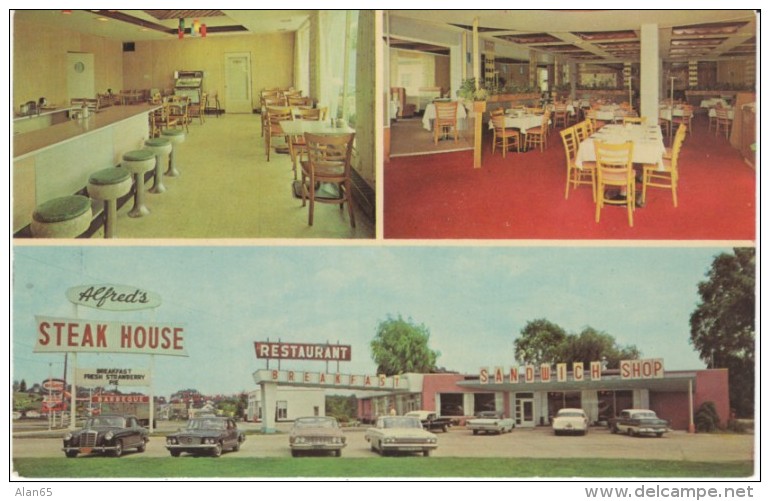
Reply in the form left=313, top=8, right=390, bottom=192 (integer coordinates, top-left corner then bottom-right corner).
left=479, top=358, right=664, bottom=384
left=34, top=316, right=188, bottom=356
left=254, top=341, right=351, bottom=361
left=66, top=284, right=162, bottom=311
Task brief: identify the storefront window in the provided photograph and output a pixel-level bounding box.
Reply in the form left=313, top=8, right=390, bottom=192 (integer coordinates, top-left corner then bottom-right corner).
left=598, top=390, right=633, bottom=421
left=473, top=393, right=496, bottom=414
left=547, top=391, right=582, bottom=422
left=276, top=400, right=287, bottom=420
left=439, top=393, right=464, bottom=416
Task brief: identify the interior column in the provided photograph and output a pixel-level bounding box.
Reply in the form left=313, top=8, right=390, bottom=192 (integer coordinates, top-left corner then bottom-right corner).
left=639, top=23, right=660, bottom=120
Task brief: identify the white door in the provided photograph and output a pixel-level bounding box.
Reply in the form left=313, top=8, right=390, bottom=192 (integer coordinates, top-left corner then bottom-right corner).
left=67, top=53, right=95, bottom=100
left=224, top=52, right=253, bottom=113
left=516, top=398, right=536, bottom=428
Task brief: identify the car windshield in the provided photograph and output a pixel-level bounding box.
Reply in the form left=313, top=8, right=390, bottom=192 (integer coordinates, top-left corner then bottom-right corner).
left=88, top=417, right=125, bottom=428
left=294, top=417, right=338, bottom=429
left=635, top=412, right=658, bottom=419
left=557, top=411, right=585, bottom=418
left=186, top=419, right=225, bottom=430
left=382, top=417, right=422, bottom=429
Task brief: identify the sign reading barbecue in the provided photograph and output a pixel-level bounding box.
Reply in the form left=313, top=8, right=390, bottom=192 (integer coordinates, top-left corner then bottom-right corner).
left=255, top=341, right=351, bottom=361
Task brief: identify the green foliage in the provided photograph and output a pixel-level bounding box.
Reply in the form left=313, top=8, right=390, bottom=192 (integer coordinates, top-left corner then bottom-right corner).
left=514, top=320, right=639, bottom=367
left=689, top=248, right=755, bottom=417
left=458, top=78, right=489, bottom=101
left=694, top=401, right=721, bottom=433
left=326, top=394, right=358, bottom=423
left=370, top=315, right=440, bottom=375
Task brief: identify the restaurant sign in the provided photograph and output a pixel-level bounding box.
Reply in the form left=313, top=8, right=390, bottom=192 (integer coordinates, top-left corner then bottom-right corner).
left=253, top=369, right=410, bottom=391
left=254, top=341, right=351, bottom=361
left=66, top=284, right=162, bottom=311
left=480, top=358, right=664, bottom=384
left=75, top=368, right=150, bottom=387
left=34, top=316, right=188, bottom=356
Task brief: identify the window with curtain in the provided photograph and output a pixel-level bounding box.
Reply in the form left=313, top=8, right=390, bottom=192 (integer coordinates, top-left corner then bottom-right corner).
left=319, top=10, right=359, bottom=126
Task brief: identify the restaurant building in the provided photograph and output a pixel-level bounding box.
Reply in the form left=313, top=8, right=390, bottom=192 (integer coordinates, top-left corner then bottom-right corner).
left=356, top=367, right=730, bottom=431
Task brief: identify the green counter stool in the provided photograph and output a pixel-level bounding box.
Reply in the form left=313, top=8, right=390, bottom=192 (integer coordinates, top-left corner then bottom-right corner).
left=161, top=128, right=185, bottom=177
left=122, top=149, right=157, bottom=218
left=30, top=195, right=92, bottom=238
left=144, top=137, right=172, bottom=194
left=87, top=167, right=132, bottom=238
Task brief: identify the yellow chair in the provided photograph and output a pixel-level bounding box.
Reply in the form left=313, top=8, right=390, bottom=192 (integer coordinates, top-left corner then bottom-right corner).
left=574, top=120, right=590, bottom=143
left=433, top=101, right=459, bottom=144
left=671, top=105, right=693, bottom=137
left=524, top=111, right=550, bottom=152
left=553, top=102, right=570, bottom=128
left=594, top=140, right=635, bottom=227
left=622, top=116, right=647, bottom=126
left=491, top=115, right=521, bottom=158
left=560, top=126, right=595, bottom=201
left=300, top=132, right=357, bottom=228
left=644, top=125, right=685, bottom=207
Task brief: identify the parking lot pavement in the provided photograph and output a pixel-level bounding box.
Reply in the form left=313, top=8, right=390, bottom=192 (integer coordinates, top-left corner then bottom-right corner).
left=12, top=426, right=754, bottom=462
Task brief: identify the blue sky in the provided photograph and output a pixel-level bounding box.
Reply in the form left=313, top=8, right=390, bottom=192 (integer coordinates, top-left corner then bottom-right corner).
left=12, top=244, right=735, bottom=397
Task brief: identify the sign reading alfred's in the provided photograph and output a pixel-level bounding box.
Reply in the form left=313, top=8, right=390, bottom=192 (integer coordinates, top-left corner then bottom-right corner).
left=35, top=316, right=188, bottom=356
left=66, top=284, right=161, bottom=311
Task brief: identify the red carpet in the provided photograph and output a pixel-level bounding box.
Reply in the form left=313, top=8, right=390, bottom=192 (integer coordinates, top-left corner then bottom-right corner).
left=384, top=115, right=755, bottom=240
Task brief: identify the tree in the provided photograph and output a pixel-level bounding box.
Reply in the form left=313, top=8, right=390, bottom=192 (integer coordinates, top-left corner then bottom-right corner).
left=20, top=379, right=27, bottom=392
left=514, top=319, right=568, bottom=366
left=370, top=315, right=440, bottom=375
left=514, top=320, right=639, bottom=368
left=690, top=248, right=755, bottom=417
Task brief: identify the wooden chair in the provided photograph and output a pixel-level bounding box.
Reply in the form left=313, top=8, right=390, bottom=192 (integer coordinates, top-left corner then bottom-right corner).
left=560, top=126, right=595, bottom=201
left=622, top=116, right=647, bottom=126
left=288, top=108, right=323, bottom=179
left=288, top=96, right=313, bottom=107
left=149, top=103, right=178, bottom=138
left=524, top=111, right=550, bottom=152
left=264, top=106, right=293, bottom=162
left=664, top=123, right=687, bottom=160
left=433, top=101, right=459, bottom=144
left=167, top=97, right=190, bottom=133
left=300, top=132, right=357, bottom=228
left=671, top=105, right=693, bottom=137
left=574, top=120, right=590, bottom=143
left=491, top=115, right=521, bottom=158
left=714, top=108, right=732, bottom=139
left=204, top=91, right=222, bottom=118
left=594, top=140, right=635, bottom=227
left=261, top=96, right=287, bottom=137
left=553, top=102, right=570, bottom=128
left=187, top=92, right=206, bottom=125
left=643, top=125, right=684, bottom=208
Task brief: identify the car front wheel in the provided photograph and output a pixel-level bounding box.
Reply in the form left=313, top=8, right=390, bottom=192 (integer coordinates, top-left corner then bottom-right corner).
left=137, top=440, right=146, bottom=453
left=112, top=440, right=123, bottom=457
left=65, top=450, right=78, bottom=458
left=170, top=450, right=181, bottom=457
left=212, top=443, right=223, bottom=457
left=233, top=440, right=241, bottom=452
left=423, top=449, right=431, bottom=457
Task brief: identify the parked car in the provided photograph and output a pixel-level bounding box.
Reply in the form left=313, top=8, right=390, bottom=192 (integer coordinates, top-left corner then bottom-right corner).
left=165, top=416, right=245, bottom=457
left=466, top=411, right=515, bottom=435
left=405, top=410, right=452, bottom=432
left=609, top=409, right=670, bottom=437
left=365, top=415, right=438, bottom=456
left=62, top=414, right=148, bottom=458
left=289, top=416, right=346, bottom=457
left=552, top=408, right=589, bottom=436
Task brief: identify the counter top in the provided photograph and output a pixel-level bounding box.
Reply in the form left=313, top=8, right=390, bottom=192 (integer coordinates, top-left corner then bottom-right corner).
left=13, top=107, right=74, bottom=121
left=13, top=104, right=160, bottom=160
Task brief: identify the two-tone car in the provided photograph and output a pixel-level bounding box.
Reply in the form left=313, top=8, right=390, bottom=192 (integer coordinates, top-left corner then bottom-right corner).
left=365, top=415, right=438, bottom=456
left=62, top=414, right=149, bottom=458
left=289, top=416, right=346, bottom=457
left=609, top=409, right=670, bottom=437
left=552, top=408, right=589, bottom=436
left=165, top=416, right=245, bottom=457
left=405, top=410, right=452, bottom=432
left=466, top=411, right=515, bottom=435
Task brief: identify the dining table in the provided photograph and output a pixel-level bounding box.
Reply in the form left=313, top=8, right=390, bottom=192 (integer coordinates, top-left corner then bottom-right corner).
left=575, top=123, right=666, bottom=170
left=422, top=101, right=467, bottom=131
left=487, top=110, right=547, bottom=136
left=279, top=119, right=355, bottom=136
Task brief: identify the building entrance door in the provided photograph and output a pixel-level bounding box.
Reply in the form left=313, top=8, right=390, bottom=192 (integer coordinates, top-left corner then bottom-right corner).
left=224, top=52, right=253, bottom=113
left=516, top=398, right=535, bottom=428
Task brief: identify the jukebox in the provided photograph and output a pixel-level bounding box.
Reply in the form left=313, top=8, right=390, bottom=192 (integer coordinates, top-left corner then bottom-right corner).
left=174, top=70, right=204, bottom=104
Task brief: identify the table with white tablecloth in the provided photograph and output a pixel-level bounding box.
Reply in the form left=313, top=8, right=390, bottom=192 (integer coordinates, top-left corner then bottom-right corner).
left=708, top=107, right=735, bottom=119
left=700, top=98, right=729, bottom=109
left=487, top=112, right=546, bottom=136
left=576, top=124, right=666, bottom=170
left=422, top=102, right=468, bottom=131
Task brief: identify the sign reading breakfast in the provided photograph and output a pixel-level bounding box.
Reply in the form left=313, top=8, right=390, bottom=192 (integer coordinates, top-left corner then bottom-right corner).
left=34, top=316, right=187, bottom=356
left=66, top=284, right=162, bottom=311
left=75, top=368, right=150, bottom=387
left=254, top=341, right=351, bottom=361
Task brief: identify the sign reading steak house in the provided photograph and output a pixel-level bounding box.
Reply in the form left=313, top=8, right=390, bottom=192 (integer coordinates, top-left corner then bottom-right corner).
left=254, top=342, right=351, bottom=361
left=66, top=284, right=162, bottom=311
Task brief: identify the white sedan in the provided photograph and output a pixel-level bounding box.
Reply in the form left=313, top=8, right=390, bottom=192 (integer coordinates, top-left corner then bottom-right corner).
left=552, top=408, right=589, bottom=436
left=365, top=416, right=438, bottom=456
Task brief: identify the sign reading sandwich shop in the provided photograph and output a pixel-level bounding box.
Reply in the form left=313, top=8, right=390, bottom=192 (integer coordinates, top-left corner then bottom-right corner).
left=66, top=284, right=161, bottom=311
left=479, top=358, right=664, bottom=384
left=34, top=316, right=187, bottom=356
left=254, top=341, right=351, bottom=361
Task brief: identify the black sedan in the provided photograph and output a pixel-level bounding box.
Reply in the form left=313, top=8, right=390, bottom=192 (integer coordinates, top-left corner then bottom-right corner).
left=62, top=414, right=149, bottom=458
left=165, top=416, right=245, bottom=457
